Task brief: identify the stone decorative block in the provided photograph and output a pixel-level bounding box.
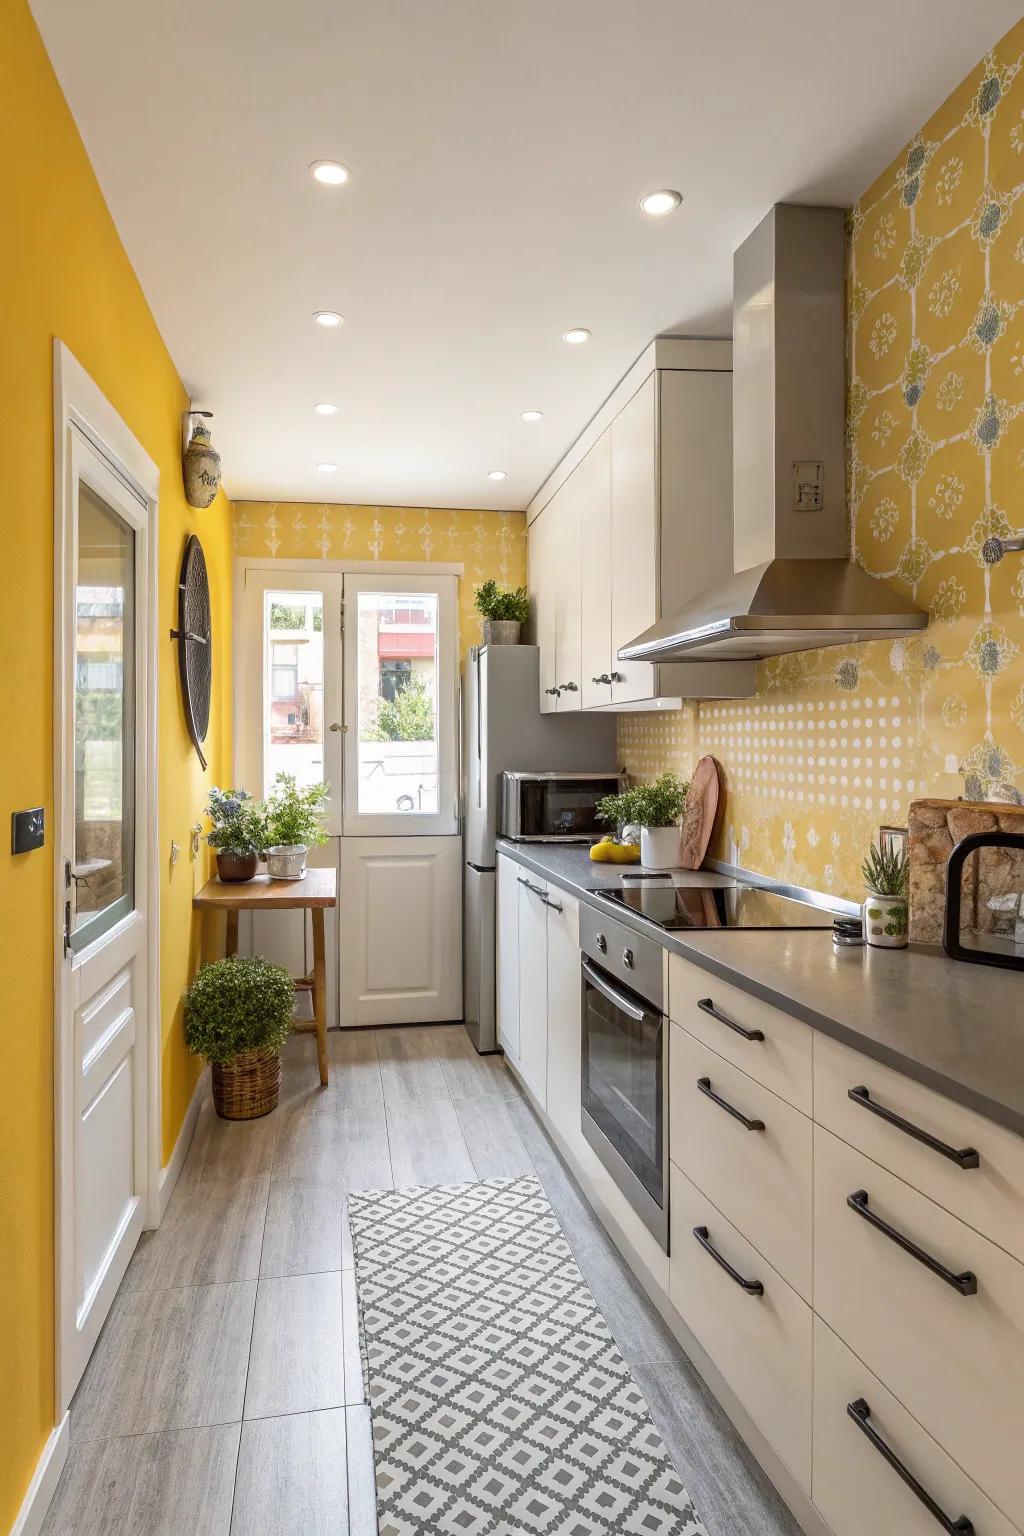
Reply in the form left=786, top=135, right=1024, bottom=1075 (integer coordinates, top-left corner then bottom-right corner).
left=908, top=799, right=1024, bottom=944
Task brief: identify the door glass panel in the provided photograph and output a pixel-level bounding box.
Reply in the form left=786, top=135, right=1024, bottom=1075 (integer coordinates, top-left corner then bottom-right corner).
left=355, top=591, right=438, bottom=816
left=73, top=483, right=135, bottom=945
left=264, top=590, right=325, bottom=795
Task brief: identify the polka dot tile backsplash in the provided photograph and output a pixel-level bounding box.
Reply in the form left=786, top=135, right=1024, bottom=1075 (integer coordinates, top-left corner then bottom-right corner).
left=233, top=500, right=527, bottom=658
left=619, top=20, right=1024, bottom=903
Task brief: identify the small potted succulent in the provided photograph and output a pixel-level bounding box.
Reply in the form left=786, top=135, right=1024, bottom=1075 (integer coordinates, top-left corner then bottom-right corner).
left=474, top=579, right=530, bottom=645
left=184, top=955, right=295, bottom=1119
left=597, top=772, right=689, bottom=871
left=206, top=787, right=268, bottom=883
left=264, top=772, right=330, bottom=880
left=862, top=841, right=910, bottom=949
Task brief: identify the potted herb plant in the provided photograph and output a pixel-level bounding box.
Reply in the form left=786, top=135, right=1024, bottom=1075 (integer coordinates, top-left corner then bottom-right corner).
left=264, top=772, right=330, bottom=879
left=184, top=955, right=295, bottom=1119
left=474, top=579, right=530, bottom=645
left=597, top=772, right=689, bottom=871
left=206, top=787, right=268, bottom=883
left=862, top=841, right=910, bottom=949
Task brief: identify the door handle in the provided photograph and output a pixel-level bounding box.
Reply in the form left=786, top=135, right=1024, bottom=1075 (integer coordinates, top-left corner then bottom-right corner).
left=592, top=673, right=612, bottom=685
left=558, top=681, right=579, bottom=692
left=697, top=996, right=764, bottom=1042
left=329, top=722, right=347, bottom=732
left=846, top=1190, right=977, bottom=1295
left=544, top=686, right=561, bottom=696
left=847, top=1086, right=979, bottom=1169
left=846, top=1399, right=975, bottom=1534
left=697, top=1076, right=765, bottom=1131
left=692, top=1226, right=763, bottom=1295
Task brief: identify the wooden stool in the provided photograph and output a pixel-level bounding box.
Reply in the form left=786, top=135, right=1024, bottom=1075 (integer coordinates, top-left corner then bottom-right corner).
left=193, top=869, right=337, bottom=1085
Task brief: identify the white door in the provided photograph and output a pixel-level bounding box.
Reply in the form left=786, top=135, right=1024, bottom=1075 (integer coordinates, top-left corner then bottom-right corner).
left=610, top=374, right=657, bottom=705
left=339, top=571, right=462, bottom=1025
left=530, top=502, right=558, bottom=713
left=553, top=473, right=583, bottom=712
left=578, top=431, right=613, bottom=710
left=516, top=874, right=548, bottom=1107
left=56, top=426, right=153, bottom=1409
left=496, top=853, right=521, bottom=1062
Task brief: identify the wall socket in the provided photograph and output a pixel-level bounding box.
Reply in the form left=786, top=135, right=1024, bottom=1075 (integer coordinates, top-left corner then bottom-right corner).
left=12, top=807, right=45, bottom=853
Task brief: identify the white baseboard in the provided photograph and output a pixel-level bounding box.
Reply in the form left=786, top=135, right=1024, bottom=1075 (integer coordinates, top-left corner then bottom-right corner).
left=156, top=1066, right=209, bottom=1224
left=9, top=1413, right=69, bottom=1536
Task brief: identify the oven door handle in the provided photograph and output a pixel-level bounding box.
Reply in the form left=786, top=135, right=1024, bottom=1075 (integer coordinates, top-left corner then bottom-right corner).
left=581, top=958, right=651, bottom=1022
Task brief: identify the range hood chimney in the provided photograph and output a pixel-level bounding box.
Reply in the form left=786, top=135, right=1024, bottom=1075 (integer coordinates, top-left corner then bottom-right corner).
left=619, top=204, right=928, bottom=663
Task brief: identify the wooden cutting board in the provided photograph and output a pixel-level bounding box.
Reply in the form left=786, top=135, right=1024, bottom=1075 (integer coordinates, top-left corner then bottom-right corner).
left=679, top=755, right=722, bottom=870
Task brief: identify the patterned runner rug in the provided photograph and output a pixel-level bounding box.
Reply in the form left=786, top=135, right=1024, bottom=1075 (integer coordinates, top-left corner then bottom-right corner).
left=348, top=1174, right=708, bottom=1536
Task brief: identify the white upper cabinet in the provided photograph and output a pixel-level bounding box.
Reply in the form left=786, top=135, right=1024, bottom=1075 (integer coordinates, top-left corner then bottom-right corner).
left=527, top=338, right=755, bottom=709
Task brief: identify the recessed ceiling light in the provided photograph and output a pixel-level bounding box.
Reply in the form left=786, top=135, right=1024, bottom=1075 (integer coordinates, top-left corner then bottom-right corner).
left=562, top=327, right=591, bottom=345
left=314, top=402, right=339, bottom=415
left=317, top=462, right=339, bottom=473
left=310, top=160, right=350, bottom=186
left=488, top=470, right=508, bottom=481
left=521, top=410, right=543, bottom=422
left=313, top=310, right=343, bottom=328
left=639, top=189, right=683, bottom=217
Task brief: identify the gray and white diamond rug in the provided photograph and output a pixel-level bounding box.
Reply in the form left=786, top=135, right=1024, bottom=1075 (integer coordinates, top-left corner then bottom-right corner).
left=348, top=1174, right=708, bottom=1536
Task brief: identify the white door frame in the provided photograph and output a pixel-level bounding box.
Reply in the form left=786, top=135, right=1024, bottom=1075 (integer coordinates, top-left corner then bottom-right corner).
left=52, top=341, right=161, bottom=1414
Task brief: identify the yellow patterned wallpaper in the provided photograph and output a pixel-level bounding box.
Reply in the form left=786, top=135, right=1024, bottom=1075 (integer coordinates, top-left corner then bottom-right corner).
left=233, top=500, right=526, bottom=656
left=620, top=20, right=1024, bottom=900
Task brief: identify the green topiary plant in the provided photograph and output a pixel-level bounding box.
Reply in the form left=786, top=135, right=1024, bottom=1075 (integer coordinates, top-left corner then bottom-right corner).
left=597, top=772, right=689, bottom=830
left=265, top=773, right=330, bottom=849
left=184, top=955, right=295, bottom=1066
left=862, top=842, right=909, bottom=897
left=474, top=579, right=530, bottom=624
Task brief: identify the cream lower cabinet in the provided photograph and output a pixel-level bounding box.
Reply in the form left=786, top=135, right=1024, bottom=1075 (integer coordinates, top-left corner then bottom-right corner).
left=517, top=873, right=550, bottom=1104
left=495, top=852, right=521, bottom=1064
left=668, top=947, right=1024, bottom=1532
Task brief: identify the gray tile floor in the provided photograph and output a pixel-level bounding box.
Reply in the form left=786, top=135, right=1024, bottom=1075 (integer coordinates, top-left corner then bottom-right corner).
left=44, top=1025, right=801, bottom=1536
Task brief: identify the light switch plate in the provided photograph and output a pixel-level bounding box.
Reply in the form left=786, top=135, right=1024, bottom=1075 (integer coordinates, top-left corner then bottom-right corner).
left=12, top=807, right=45, bottom=853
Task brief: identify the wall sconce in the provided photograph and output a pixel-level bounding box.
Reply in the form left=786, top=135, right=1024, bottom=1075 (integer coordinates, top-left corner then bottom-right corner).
left=181, top=408, right=223, bottom=509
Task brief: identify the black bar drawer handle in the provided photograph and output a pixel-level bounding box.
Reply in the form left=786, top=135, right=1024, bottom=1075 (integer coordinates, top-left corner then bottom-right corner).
left=697, top=1076, right=765, bottom=1131
left=697, top=997, right=764, bottom=1042
left=847, top=1191, right=977, bottom=1296
left=542, top=896, right=563, bottom=913
left=692, top=1226, right=763, bottom=1294
left=847, top=1399, right=975, bottom=1534
left=848, top=1086, right=980, bottom=1170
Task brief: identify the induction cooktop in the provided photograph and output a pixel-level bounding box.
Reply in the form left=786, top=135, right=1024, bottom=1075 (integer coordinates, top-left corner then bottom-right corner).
left=586, top=878, right=836, bottom=932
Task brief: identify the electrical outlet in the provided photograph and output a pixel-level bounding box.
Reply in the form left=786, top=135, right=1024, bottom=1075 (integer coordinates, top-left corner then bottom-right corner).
left=12, top=807, right=45, bottom=854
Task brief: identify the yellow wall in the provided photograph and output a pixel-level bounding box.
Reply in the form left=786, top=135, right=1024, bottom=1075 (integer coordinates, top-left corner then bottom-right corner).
left=233, top=500, right=527, bottom=654
left=0, top=1, right=233, bottom=1524
left=620, top=19, right=1024, bottom=900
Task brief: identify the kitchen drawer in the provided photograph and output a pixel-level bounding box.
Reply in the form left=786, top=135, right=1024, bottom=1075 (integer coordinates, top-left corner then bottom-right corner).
left=669, top=1025, right=812, bottom=1299
left=812, top=1316, right=1018, bottom=1536
left=668, top=952, right=811, bottom=1113
left=814, top=1124, right=1024, bottom=1522
left=814, top=1030, right=1024, bottom=1264
left=670, top=1162, right=812, bottom=1493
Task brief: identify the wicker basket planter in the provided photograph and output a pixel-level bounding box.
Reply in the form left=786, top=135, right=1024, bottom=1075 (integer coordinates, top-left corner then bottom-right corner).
left=212, top=1045, right=281, bottom=1120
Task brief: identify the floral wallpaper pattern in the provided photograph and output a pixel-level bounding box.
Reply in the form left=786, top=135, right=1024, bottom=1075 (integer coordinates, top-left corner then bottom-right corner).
left=233, top=500, right=527, bottom=657
left=619, top=20, right=1024, bottom=901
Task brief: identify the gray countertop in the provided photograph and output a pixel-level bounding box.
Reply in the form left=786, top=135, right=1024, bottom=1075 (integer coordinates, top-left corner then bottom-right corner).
left=497, top=839, right=1024, bottom=1137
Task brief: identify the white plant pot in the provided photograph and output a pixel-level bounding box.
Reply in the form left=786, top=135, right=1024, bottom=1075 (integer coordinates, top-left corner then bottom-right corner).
left=863, top=890, right=908, bottom=948
left=266, top=844, right=308, bottom=880
left=640, top=826, right=679, bottom=871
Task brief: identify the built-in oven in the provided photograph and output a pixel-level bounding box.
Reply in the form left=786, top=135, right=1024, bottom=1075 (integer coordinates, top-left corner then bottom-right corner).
left=579, top=902, right=668, bottom=1252
left=499, top=771, right=623, bottom=843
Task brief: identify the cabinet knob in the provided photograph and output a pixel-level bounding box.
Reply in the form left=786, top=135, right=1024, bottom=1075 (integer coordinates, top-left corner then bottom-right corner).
left=596, top=934, right=607, bottom=954
left=559, top=681, right=579, bottom=692
left=592, top=673, right=612, bottom=685
left=623, top=947, right=634, bottom=970
left=610, top=671, right=624, bottom=683
left=328, top=722, right=348, bottom=732
left=544, top=686, right=561, bottom=696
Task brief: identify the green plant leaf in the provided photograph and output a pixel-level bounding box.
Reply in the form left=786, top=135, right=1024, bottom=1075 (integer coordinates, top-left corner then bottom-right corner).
left=183, top=955, right=296, bottom=1064
left=474, top=579, right=530, bottom=623
left=596, top=772, right=688, bottom=830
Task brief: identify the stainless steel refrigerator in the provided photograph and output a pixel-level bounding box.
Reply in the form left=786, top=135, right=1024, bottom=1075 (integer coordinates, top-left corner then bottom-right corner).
left=463, top=645, right=617, bottom=1052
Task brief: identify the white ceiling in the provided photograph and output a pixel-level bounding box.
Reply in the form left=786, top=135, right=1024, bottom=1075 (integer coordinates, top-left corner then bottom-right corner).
left=32, top=0, right=1021, bottom=510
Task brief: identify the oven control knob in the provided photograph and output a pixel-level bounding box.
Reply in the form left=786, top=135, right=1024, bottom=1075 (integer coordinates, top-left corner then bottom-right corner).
left=623, top=947, right=634, bottom=970
left=596, top=933, right=607, bottom=954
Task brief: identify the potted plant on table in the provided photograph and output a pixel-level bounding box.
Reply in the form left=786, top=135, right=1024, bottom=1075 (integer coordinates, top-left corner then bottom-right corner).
left=862, top=840, right=910, bottom=949
left=184, top=954, right=295, bottom=1119
left=206, top=787, right=268, bottom=883
left=264, top=772, right=330, bottom=880
left=474, top=579, right=530, bottom=645
left=597, top=772, right=689, bottom=871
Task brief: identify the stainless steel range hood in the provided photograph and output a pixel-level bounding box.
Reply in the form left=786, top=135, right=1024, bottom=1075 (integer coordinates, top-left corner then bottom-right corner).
left=620, top=204, right=928, bottom=664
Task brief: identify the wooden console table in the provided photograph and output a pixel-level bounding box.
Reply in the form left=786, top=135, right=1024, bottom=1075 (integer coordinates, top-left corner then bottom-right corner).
left=193, top=869, right=337, bottom=1086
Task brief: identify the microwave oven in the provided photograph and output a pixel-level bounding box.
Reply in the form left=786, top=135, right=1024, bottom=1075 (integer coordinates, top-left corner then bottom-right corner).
left=499, top=771, right=623, bottom=843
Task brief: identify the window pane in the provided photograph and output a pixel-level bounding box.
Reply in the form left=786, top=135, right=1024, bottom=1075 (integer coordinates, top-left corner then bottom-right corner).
left=356, top=590, right=438, bottom=816
left=264, top=590, right=324, bottom=794
left=73, top=484, right=134, bottom=939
